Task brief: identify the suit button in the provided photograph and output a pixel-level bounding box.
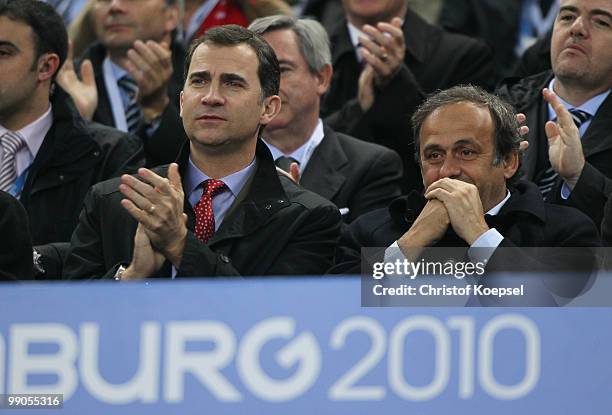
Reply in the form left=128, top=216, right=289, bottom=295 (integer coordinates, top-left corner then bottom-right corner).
left=219, top=254, right=230, bottom=263
left=403, top=209, right=415, bottom=223
left=59, top=174, right=65, bottom=181
left=93, top=151, right=100, bottom=157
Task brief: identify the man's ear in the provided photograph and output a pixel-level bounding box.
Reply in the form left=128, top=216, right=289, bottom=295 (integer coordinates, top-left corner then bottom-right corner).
left=314, top=63, right=333, bottom=96
left=37, top=53, right=61, bottom=83
left=260, top=94, right=282, bottom=125
left=503, top=150, right=520, bottom=179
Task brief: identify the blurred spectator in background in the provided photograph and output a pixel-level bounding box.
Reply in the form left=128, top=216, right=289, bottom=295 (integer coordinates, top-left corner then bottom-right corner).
left=59, top=0, right=186, bottom=167
left=321, top=0, right=495, bottom=193
left=44, top=0, right=88, bottom=25
left=182, top=0, right=292, bottom=46
left=440, top=0, right=559, bottom=82
left=513, top=28, right=553, bottom=79
left=296, top=0, right=442, bottom=35
left=0, top=0, right=142, bottom=244
left=250, top=15, right=403, bottom=222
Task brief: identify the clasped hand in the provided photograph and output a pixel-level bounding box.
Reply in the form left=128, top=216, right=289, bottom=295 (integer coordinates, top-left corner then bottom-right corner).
left=118, top=163, right=188, bottom=279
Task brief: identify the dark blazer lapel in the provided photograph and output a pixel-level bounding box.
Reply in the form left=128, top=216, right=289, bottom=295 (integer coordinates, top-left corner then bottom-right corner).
left=494, top=0, right=523, bottom=33
left=299, top=128, right=348, bottom=202
left=402, top=9, right=427, bottom=64
left=581, top=93, right=612, bottom=158
left=527, top=73, right=556, bottom=180
left=523, top=99, right=548, bottom=180
left=329, top=19, right=355, bottom=67
left=24, top=88, right=99, bottom=196
left=94, top=73, right=114, bottom=127
left=86, top=43, right=116, bottom=127
left=207, top=141, right=290, bottom=246
left=500, top=181, right=547, bottom=223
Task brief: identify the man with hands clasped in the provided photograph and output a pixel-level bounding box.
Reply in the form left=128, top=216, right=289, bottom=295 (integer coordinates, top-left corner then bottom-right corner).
left=332, top=85, right=600, bottom=275
left=396, top=88, right=577, bottom=255
left=64, top=25, right=341, bottom=280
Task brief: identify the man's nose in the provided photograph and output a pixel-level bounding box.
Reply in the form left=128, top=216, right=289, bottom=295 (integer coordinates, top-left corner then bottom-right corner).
left=107, top=0, right=128, bottom=13
left=570, top=16, right=588, bottom=38
left=201, top=83, right=224, bottom=106
left=438, top=155, right=461, bottom=179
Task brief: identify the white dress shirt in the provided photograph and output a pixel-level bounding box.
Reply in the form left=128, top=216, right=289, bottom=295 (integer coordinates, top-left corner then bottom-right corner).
left=548, top=78, right=610, bottom=199
left=0, top=105, right=53, bottom=197
left=262, top=118, right=325, bottom=172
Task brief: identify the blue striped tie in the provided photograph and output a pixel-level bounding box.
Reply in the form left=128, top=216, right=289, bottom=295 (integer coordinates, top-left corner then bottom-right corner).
left=537, top=108, right=591, bottom=197
left=0, top=131, right=26, bottom=193
left=118, top=76, right=142, bottom=134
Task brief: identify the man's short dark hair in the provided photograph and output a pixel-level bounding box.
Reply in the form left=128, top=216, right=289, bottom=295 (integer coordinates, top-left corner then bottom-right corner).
left=183, top=25, right=280, bottom=100
left=0, top=0, right=68, bottom=77
left=412, top=85, right=522, bottom=184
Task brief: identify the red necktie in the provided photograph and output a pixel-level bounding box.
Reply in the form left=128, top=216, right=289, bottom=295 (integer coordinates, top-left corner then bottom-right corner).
left=194, top=179, right=227, bottom=243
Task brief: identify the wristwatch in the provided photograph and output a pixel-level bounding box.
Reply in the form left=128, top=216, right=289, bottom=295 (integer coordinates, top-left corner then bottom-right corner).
left=114, top=265, right=127, bottom=281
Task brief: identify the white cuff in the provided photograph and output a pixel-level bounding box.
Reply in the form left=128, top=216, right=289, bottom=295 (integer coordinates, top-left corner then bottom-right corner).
left=384, top=240, right=407, bottom=263
left=468, top=228, right=504, bottom=264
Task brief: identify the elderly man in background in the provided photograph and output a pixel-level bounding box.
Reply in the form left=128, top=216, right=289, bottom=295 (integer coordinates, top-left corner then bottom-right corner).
left=249, top=15, right=403, bottom=222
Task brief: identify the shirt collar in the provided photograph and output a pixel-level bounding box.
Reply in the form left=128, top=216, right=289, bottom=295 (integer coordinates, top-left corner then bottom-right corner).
left=107, top=57, right=130, bottom=81
left=262, top=118, right=325, bottom=168
left=486, top=190, right=511, bottom=216
left=347, top=21, right=366, bottom=52
left=0, top=104, right=53, bottom=159
left=548, top=78, right=611, bottom=120
left=186, top=155, right=257, bottom=199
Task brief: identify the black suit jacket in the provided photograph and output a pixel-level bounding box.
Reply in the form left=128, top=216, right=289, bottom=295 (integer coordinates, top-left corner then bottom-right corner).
left=333, top=181, right=600, bottom=269
left=63, top=140, right=342, bottom=279
left=79, top=41, right=187, bottom=167
left=19, top=87, right=143, bottom=245
left=299, top=125, right=403, bottom=222
left=439, top=0, right=524, bottom=82
left=0, top=191, right=33, bottom=281
left=497, top=70, right=612, bottom=225
left=513, top=29, right=552, bottom=79
left=302, top=0, right=344, bottom=35
left=602, top=194, right=612, bottom=246
left=321, top=8, right=495, bottom=193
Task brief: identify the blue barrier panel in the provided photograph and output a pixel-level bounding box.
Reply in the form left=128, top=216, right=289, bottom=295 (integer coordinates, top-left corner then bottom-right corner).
left=0, top=277, right=611, bottom=414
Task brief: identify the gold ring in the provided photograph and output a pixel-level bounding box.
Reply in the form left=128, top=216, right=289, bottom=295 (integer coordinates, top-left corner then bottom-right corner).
left=380, top=53, right=389, bottom=62
left=147, top=205, right=156, bottom=214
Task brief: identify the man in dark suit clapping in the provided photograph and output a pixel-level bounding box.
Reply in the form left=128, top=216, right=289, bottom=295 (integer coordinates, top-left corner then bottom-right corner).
left=64, top=25, right=341, bottom=280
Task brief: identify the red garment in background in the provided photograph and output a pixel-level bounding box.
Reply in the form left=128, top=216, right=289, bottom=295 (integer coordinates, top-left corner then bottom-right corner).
left=193, top=0, right=250, bottom=40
